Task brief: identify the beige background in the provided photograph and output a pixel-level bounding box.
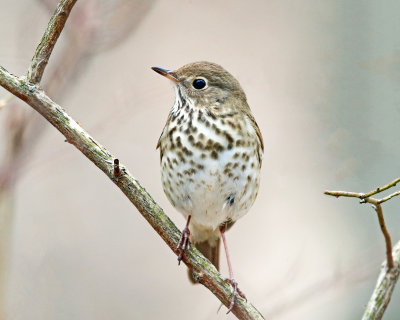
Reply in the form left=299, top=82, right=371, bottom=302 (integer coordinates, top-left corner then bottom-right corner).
left=1, top=0, right=400, bottom=319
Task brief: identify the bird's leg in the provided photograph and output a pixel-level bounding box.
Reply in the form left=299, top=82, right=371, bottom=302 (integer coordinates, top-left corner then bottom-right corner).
left=219, top=226, right=246, bottom=313
left=176, top=215, right=191, bottom=264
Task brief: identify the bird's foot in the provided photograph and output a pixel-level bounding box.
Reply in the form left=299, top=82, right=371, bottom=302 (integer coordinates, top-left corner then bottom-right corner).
left=225, top=278, right=246, bottom=314
left=176, top=226, right=191, bottom=265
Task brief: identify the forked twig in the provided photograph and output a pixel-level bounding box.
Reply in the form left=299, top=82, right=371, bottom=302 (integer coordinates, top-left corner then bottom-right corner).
left=325, top=178, right=400, bottom=320
left=324, top=178, right=399, bottom=270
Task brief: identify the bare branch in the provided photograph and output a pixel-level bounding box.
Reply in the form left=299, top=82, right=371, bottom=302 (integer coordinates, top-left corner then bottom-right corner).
left=363, top=199, right=394, bottom=269
left=0, top=66, right=264, bottom=320
left=362, top=241, right=400, bottom=320
left=26, top=0, right=78, bottom=84
left=324, top=177, right=400, bottom=201
left=378, top=191, right=400, bottom=204
left=324, top=190, right=363, bottom=198
left=362, top=177, right=400, bottom=199
left=325, top=179, right=400, bottom=319
left=325, top=184, right=397, bottom=270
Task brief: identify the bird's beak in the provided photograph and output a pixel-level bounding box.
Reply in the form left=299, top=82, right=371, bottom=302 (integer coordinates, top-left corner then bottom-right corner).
left=151, top=66, right=180, bottom=82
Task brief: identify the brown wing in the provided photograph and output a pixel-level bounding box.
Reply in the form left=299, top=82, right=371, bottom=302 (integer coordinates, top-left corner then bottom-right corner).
left=245, top=111, right=264, bottom=165
left=156, top=126, right=165, bottom=162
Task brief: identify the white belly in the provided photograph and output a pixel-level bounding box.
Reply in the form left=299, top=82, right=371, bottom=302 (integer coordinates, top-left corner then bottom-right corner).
left=160, top=116, right=261, bottom=240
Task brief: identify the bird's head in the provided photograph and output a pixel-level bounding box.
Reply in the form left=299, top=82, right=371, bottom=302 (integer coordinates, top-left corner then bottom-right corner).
left=152, top=61, right=247, bottom=110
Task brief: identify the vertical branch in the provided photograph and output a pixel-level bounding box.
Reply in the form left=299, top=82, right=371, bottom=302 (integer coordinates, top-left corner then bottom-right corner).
left=374, top=203, right=394, bottom=269
left=26, top=0, right=78, bottom=84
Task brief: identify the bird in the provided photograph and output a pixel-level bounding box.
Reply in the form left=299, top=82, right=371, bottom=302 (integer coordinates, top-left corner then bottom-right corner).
left=152, top=61, right=263, bottom=312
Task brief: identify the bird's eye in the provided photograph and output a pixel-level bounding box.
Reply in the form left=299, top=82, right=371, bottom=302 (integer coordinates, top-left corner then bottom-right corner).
left=192, top=78, right=206, bottom=90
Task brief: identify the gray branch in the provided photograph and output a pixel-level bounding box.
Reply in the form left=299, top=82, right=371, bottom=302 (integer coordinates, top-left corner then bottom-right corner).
left=26, top=0, right=78, bottom=84
left=362, top=241, right=400, bottom=320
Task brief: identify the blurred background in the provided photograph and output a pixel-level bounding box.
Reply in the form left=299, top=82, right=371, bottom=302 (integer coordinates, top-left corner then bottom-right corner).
left=1, top=0, right=400, bottom=319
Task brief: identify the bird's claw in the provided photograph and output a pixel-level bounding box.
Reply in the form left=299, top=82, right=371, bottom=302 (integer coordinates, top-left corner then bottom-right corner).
left=176, top=226, right=190, bottom=264
left=225, top=278, right=246, bottom=313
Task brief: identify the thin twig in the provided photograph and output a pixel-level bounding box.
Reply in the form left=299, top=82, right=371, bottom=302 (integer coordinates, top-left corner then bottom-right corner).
left=363, top=199, right=394, bottom=269
left=26, top=0, right=78, bottom=84
left=325, top=180, right=399, bottom=270
left=362, top=241, right=400, bottom=320
left=325, top=183, right=399, bottom=319
left=323, top=190, right=363, bottom=198
left=324, top=177, right=400, bottom=201
left=378, top=191, right=400, bottom=204
left=362, top=177, right=400, bottom=199
left=0, top=66, right=264, bottom=320
left=375, top=203, right=394, bottom=269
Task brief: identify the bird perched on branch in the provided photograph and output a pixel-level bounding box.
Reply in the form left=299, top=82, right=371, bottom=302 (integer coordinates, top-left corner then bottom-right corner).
left=152, top=61, right=263, bottom=312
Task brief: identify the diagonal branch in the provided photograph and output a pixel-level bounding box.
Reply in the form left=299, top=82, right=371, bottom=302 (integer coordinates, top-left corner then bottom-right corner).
left=0, top=66, right=264, bottom=320
left=362, top=241, right=400, bottom=320
left=378, top=191, right=400, bottom=204
left=362, top=177, right=400, bottom=199
left=26, top=0, right=78, bottom=84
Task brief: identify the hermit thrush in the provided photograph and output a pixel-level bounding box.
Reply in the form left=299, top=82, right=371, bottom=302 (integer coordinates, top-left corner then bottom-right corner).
left=152, top=62, right=263, bottom=312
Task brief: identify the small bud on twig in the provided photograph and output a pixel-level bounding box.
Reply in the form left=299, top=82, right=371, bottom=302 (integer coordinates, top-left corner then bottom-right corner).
left=113, top=158, right=121, bottom=177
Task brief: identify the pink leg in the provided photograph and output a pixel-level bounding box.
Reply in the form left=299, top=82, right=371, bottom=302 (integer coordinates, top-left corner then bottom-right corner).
left=219, top=226, right=247, bottom=313
left=176, top=215, right=191, bottom=264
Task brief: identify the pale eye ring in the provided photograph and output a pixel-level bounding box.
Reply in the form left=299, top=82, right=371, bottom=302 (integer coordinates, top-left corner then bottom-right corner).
left=192, top=78, right=207, bottom=90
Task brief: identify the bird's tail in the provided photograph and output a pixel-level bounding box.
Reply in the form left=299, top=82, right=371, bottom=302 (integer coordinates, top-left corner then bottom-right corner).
left=188, top=238, right=220, bottom=284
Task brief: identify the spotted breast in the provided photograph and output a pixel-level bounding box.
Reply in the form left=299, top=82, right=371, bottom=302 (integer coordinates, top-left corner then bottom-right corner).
left=154, top=62, right=263, bottom=296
